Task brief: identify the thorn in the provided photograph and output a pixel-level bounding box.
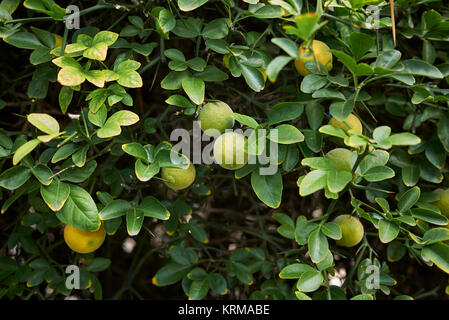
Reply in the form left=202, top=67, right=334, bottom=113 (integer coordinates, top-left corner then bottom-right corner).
left=390, top=0, right=396, bottom=46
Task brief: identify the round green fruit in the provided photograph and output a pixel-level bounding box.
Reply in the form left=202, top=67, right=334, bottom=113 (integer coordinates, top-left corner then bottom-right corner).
left=213, top=132, right=248, bottom=170
left=161, top=162, right=196, bottom=191
left=333, top=214, right=364, bottom=247
left=198, top=101, right=235, bottom=137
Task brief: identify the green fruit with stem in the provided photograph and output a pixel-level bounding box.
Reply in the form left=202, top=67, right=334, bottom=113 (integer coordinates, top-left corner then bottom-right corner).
left=213, top=132, right=248, bottom=170
left=198, top=101, right=235, bottom=137
left=333, top=215, right=364, bottom=247
left=161, top=162, right=196, bottom=191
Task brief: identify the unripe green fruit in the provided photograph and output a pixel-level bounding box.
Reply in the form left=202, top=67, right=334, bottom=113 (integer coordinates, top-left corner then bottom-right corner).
left=198, top=101, right=235, bottom=137
left=326, top=148, right=354, bottom=172
left=333, top=215, right=364, bottom=247
left=433, top=189, right=449, bottom=218
left=161, top=162, right=196, bottom=190
left=213, top=132, right=248, bottom=170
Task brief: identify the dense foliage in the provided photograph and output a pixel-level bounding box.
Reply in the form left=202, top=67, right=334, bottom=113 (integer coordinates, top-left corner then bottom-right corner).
left=1, top=0, right=449, bottom=300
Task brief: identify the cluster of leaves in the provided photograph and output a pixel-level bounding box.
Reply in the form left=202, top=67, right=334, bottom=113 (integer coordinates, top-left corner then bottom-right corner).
left=1, top=0, right=449, bottom=300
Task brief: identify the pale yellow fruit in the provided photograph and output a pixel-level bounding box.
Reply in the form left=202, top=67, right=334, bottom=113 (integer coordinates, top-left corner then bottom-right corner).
left=295, top=40, right=333, bottom=76
left=329, top=113, right=363, bottom=135
left=326, top=148, right=354, bottom=172
left=64, top=224, right=106, bottom=254
left=161, top=162, right=196, bottom=191
left=198, top=101, right=234, bottom=137
left=213, top=132, right=248, bottom=170
left=333, top=215, right=364, bottom=247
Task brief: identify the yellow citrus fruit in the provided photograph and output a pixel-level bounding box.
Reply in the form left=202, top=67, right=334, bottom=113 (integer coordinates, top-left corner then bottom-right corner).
left=432, top=189, right=449, bottom=218
left=161, top=162, right=196, bottom=190
left=326, top=148, right=355, bottom=172
left=329, top=113, right=363, bottom=135
left=295, top=40, right=333, bottom=76
left=333, top=215, right=364, bottom=247
left=64, top=224, right=106, bottom=254
left=213, top=132, right=248, bottom=170
left=198, top=101, right=235, bottom=137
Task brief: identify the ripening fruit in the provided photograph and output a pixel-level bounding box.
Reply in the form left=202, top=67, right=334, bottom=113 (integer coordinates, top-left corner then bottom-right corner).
left=329, top=113, right=363, bottom=135
left=294, top=40, right=333, bottom=76
left=64, top=224, right=106, bottom=254
left=198, top=101, right=235, bottom=137
left=432, top=189, right=449, bottom=218
left=333, top=215, right=364, bottom=247
left=161, top=162, right=196, bottom=191
left=213, top=132, right=248, bottom=170
left=326, top=148, right=354, bottom=172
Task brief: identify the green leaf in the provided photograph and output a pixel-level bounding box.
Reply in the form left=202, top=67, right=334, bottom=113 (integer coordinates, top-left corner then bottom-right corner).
left=137, top=196, right=170, bottom=220
left=378, top=219, right=400, bottom=243
left=268, top=124, right=304, bottom=144
left=398, top=186, right=420, bottom=212
left=59, top=86, right=73, bottom=114
left=188, top=278, right=209, bottom=300
left=181, top=77, right=205, bottom=105
left=0, top=166, right=31, bottom=190
left=412, top=208, right=448, bottom=226
left=135, top=160, right=160, bottom=182
left=388, top=133, right=421, bottom=146
left=321, top=222, right=342, bottom=240
left=422, top=243, right=449, bottom=274
left=202, top=18, right=228, bottom=39
left=326, top=170, right=352, bottom=193
left=178, top=0, right=208, bottom=11
left=271, top=37, right=298, bottom=58
left=97, top=110, right=139, bottom=138
left=423, top=228, right=449, bottom=245
left=152, top=263, right=192, bottom=286
left=349, top=32, right=374, bottom=61
left=99, top=199, right=131, bottom=220
left=300, top=74, right=327, bottom=94
left=13, top=139, right=40, bottom=165
left=308, top=228, right=328, bottom=263
left=122, top=143, right=148, bottom=163
left=251, top=170, right=283, bottom=209
left=331, top=49, right=357, bottom=74
left=296, top=269, right=323, bottom=292
left=266, top=55, right=293, bottom=82
left=40, top=179, right=70, bottom=212
left=240, top=64, right=264, bottom=92
left=401, top=59, right=443, bottom=79
left=279, top=263, right=315, bottom=279
left=27, top=113, right=59, bottom=134
left=114, top=59, right=142, bottom=88
left=299, top=169, right=328, bottom=196
left=274, top=213, right=295, bottom=239
left=51, top=143, right=78, bottom=164
left=208, top=273, right=227, bottom=295
left=126, top=207, right=144, bottom=236
left=56, top=185, right=101, bottom=232
left=232, top=113, right=259, bottom=129
left=329, top=100, right=354, bottom=121
left=362, top=166, right=395, bottom=182
left=86, top=258, right=111, bottom=272
left=267, top=102, right=304, bottom=125
left=31, top=164, right=53, bottom=185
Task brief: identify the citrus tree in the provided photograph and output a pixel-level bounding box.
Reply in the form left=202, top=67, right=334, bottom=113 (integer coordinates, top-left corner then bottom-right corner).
left=1, top=0, right=449, bottom=300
